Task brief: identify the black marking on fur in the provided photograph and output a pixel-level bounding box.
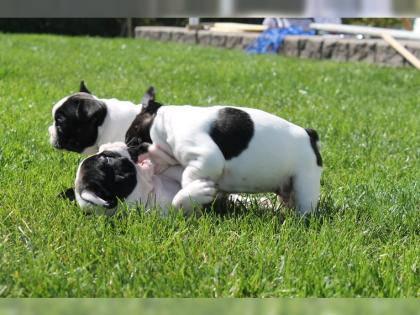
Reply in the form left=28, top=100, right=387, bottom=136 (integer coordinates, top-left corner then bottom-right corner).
left=78, top=151, right=137, bottom=208
left=209, top=107, right=254, bottom=160
left=54, top=93, right=107, bottom=153
left=125, top=110, right=156, bottom=146
left=59, top=187, right=76, bottom=201
left=125, top=86, right=163, bottom=151
left=126, top=141, right=151, bottom=163
left=305, top=128, right=323, bottom=167
left=79, top=80, right=91, bottom=94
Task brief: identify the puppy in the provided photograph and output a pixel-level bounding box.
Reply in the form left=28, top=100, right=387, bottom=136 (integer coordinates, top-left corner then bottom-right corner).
left=131, top=105, right=323, bottom=215
left=48, top=81, right=142, bottom=155
left=74, top=142, right=217, bottom=215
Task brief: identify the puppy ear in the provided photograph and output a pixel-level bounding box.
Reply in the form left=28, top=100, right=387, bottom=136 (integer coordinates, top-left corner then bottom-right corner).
left=76, top=98, right=106, bottom=123
left=141, top=86, right=155, bottom=106
left=81, top=190, right=117, bottom=209
left=59, top=187, right=76, bottom=201
left=79, top=80, right=92, bottom=94
left=141, top=86, right=163, bottom=114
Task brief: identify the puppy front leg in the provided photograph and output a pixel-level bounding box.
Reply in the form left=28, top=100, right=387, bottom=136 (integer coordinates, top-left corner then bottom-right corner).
left=181, top=147, right=225, bottom=188
left=172, top=180, right=216, bottom=216
left=147, top=144, right=179, bottom=174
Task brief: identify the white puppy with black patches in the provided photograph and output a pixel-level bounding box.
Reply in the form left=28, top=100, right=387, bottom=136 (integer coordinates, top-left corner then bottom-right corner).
left=48, top=81, right=142, bottom=155
left=74, top=142, right=217, bottom=215
left=139, top=105, right=323, bottom=215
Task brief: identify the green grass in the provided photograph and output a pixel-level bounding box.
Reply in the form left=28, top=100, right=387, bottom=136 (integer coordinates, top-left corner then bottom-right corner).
left=0, top=33, right=419, bottom=297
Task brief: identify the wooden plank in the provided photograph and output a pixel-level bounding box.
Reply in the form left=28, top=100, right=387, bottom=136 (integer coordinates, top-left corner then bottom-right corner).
left=210, top=22, right=267, bottom=33
left=381, top=33, right=420, bottom=70
left=310, top=23, right=420, bottom=41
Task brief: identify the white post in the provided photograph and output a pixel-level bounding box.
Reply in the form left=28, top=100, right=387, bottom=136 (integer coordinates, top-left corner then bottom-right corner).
left=219, top=0, right=234, bottom=16
left=189, top=17, right=200, bottom=26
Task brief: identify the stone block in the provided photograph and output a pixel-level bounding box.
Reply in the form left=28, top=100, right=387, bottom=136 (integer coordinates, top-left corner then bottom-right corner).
left=281, top=37, right=300, bottom=57
left=331, top=40, right=350, bottom=61
left=134, top=27, right=417, bottom=68
left=240, top=34, right=258, bottom=50
left=321, top=38, right=337, bottom=59
left=299, top=37, right=324, bottom=59
left=197, top=31, right=212, bottom=46
left=225, top=35, right=243, bottom=49
left=210, top=33, right=227, bottom=47
left=181, top=31, right=197, bottom=44
left=348, top=40, right=377, bottom=63
left=375, top=41, right=404, bottom=67
left=159, top=31, right=172, bottom=42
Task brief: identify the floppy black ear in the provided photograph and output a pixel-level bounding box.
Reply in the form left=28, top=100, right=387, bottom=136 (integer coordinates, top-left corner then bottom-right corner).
left=79, top=80, right=92, bottom=94
left=58, top=187, right=76, bottom=201
left=76, top=98, right=107, bottom=123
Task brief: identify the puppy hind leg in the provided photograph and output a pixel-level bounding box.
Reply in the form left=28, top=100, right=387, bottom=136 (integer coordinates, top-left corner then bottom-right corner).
left=293, top=168, right=322, bottom=215
left=276, top=177, right=295, bottom=209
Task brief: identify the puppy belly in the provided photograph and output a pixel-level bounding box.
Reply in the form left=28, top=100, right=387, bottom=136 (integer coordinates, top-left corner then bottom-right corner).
left=217, top=166, right=291, bottom=193
left=217, top=143, right=295, bottom=193
left=217, top=177, right=284, bottom=193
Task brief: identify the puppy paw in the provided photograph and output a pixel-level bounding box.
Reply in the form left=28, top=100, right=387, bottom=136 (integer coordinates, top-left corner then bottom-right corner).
left=185, top=179, right=217, bottom=204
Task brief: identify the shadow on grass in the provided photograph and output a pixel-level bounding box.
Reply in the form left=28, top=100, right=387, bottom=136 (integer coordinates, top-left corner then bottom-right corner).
left=58, top=184, right=349, bottom=233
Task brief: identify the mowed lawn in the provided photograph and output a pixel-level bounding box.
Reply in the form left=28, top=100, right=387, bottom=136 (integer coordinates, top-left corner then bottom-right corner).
left=0, top=33, right=419, bottom=297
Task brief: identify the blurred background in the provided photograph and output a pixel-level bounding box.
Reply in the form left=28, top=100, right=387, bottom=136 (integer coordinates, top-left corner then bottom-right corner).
left=1, top=0, right=420, bottom=17
left=0, top=300, right=419, bottom=315
left=0, top=18, right=417, bottom=37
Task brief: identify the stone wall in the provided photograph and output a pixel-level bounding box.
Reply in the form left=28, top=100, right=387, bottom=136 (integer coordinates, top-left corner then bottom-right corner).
left=135, top=26, right=420, bottom=68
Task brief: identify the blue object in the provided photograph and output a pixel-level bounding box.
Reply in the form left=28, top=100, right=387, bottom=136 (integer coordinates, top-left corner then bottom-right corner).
left=246, top=26, right=315, bottom=54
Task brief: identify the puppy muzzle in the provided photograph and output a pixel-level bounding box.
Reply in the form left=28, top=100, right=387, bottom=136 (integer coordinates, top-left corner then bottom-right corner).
left=48, top=125, right=60, bottom=148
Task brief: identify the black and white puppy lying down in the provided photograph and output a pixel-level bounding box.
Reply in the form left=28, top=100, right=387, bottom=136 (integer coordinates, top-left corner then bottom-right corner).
left=74, top=142, right=221, bottom=215
left=130, top=104, right=323, bottom=215
left=76, top=101, right=323, bottom=215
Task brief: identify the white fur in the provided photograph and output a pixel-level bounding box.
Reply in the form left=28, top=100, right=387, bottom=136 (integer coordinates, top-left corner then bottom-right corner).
left=149, top=105, right=322, bottom=214
left=49, top=94, right=141, bottom=155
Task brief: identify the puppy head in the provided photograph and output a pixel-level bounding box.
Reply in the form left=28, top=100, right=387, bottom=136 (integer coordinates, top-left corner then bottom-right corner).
left=48, top=81, right=107, bottom=154
left=75, top=142, right=154, bottom=213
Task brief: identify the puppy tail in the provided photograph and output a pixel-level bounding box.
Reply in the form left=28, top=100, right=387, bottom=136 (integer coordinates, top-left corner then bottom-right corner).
left=305, top=128, right=323, bottom=167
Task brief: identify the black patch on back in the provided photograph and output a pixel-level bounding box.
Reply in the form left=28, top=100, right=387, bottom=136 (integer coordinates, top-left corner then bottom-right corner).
left=54, top=93, right=107, bottom=153
left=305, top=128, right=323, bottom=167
left=78, top=151, right=137, bottom=208
left=209, top=107, right=254, bottom=160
